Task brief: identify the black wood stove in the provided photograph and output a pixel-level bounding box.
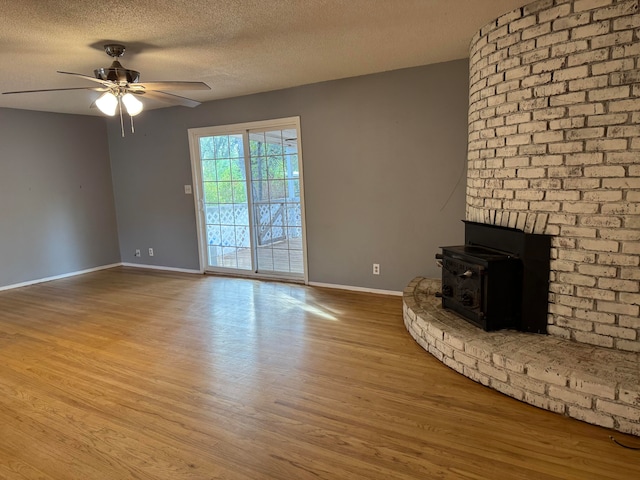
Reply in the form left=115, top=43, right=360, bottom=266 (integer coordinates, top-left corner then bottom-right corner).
left=437, top=221, right=551, bottom=333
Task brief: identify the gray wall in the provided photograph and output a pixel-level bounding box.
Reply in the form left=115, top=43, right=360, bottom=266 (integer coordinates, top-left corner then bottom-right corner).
left=0, top=108, right=120, bottom=288
left=108, top=60, right=469, bottom=291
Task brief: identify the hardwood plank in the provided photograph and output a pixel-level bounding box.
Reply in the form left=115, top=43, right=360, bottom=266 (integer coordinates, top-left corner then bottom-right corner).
left=0, top=267, right=638, bottom=479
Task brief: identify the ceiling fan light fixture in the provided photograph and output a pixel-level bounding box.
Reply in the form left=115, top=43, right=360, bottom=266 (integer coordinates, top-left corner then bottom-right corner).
left=122, top=92, right=143, bottom=116
left=96, top=92, right=118, bottom=116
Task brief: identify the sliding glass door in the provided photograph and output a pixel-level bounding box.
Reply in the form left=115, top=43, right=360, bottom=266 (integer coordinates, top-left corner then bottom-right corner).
left=188, top=118, right=307, bottom=282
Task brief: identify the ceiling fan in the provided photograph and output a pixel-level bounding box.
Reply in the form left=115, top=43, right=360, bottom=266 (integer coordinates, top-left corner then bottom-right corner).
left=3, top=43, right=210, bottom=136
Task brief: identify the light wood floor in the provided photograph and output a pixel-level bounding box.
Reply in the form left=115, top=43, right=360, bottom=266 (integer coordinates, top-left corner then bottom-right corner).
left=0, top=267, right=638, bottom=480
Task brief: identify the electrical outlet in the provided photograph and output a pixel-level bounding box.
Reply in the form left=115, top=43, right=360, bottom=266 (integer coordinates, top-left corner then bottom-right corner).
left=373, top=263, right=380, bottom=275
left=184, top=185, right=192, bottom=194
left=148, top=248, right=154, bottom=257
left=134, top=249, right=141, bottom=257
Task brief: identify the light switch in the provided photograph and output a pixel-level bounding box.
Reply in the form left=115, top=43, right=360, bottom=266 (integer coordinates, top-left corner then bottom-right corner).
left=184, top=185, right=193, bottom=194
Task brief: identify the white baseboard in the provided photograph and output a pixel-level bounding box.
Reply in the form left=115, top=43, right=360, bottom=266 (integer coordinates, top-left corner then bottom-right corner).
left=0, top=264, right=398, bottom=296
left=121, top=263, right=203, bottom=274
left=308, top=281, right=402, bottom=296
left=0, top=263, right=122, bottom=292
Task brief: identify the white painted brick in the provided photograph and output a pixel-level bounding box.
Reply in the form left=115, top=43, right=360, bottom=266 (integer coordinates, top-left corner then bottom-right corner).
left=548, top=385, right=592, bottom=408
left=617, top=420, right=640, bottom=436
left=620, top=267, right=640, bottom=280
left=549, top=91, right=587, bottom=105
left=621, top=292, right=640, bottom=304
left=524, top=0, right=554, bottom=16
left=505, top=357, right=527, bottom=374
left=619, top=387, right=640, bottom=407
left=568, top=103, right=605, bottom=116
left=571, top=20, right=611, bottom=39
left=551, top=39, right=589, bottom=56
left=527, top=365, right=568, bottom=386
left=570, top=75, right=609, bottom=92
left=556, top=294, right=595, bottom=309
left=491, top=379, right=526, bottom=401
left=477, top=361, right=509, bottom=383
left=568, top=405, right=615, bottom=428
left=609, top=98, right=640, bottom=112
left=522, top=22, right=552, bottom=40
left=427, top=323, right=445, bottom=340
left=510, top=372, right=547, bottom=394
left=525, top=391, right=566, bottom=414
left=570, top=377, right=616, bottom=400
left=587, top=113, right=629, bottom=126
left=561, top=202, right=599, bottom=214
left=547, top=325, right=572, bottom=339
left=591, top=31, right=634, bottom=49
left=594, top=323, right=637, bottom=340
left=619, top=315, right=640, bottom=329
left=579, top=216, right=621, bottom=227
left=607, top=125, right=640, bottom=137
left=592, top=1, right=639, bottom=21
left=606, top=152, right=640, bottom=164
left=556, top=316, right=594, bottom=331
left=575, top=286, right=616, bottom=301
left=428, top=344, right=445, bottom=362
left=553, top=12, right=591, bottom=31
left=617, top=340, right=640, bottom=352
left=464, top=342, right=492, bottom=363
left=565, top=152, right=604, bottom=165
left=567, top=48, right=609, bottom=67
left=539, top=4, right=572, bottom=23
left=435, top=339, right=454, bottom=358
left=548, top=213, right=577, bottom=225
left=464, top=366, right=491, bottom=386
left=596, top=399, right=640, bottom=421
left=598, top=277, right=640, bottom=292
left=453, top=350, right=478, bottom=369
left=443, top=356, right=465, bottom=374
left=583, top=190, right=623, bottom=201
left=597, top=253, right=640, bottom=267
left=573, top=331, right=615, bottom=348
left=585, top=138, right=628, bottom=151
left=579, top=238, right=620, bottom=252
left=573, top=0, right=614, bottom=13
left=584, top=165, right=626, bottom=177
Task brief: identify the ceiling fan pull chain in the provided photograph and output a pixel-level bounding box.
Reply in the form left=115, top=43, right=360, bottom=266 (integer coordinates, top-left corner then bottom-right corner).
left=130, top=115, right=135, bottom=134
left=118, top=96, right=125, bottom=137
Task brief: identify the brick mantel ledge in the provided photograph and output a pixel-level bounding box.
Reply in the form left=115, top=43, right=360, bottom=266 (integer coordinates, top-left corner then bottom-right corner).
left=403, top=277, right=640, bottom=437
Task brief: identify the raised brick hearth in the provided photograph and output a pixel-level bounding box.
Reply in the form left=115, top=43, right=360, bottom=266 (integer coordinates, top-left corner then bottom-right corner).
left=404, top=278, right=640, bottom=435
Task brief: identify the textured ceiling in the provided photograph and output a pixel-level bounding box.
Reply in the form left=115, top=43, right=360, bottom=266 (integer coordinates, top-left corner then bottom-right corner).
left=1, top=0, right=528, bottom=116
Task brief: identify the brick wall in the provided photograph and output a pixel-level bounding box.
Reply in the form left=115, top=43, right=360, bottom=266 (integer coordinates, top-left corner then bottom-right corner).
left=467, top=0, right=640, bottom=352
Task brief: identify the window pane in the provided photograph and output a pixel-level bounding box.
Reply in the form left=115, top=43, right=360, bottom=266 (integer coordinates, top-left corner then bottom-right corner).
left=200, top=137, right=215, bottom=159
left=215, top=136, right=230, bottom=159
left=203, top=182, right=219, bottom=204
left=228, top=134, right=244, bottom=158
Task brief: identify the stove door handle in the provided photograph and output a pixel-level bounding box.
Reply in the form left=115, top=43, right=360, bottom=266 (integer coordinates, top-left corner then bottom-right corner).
left=458, top=269, right=474, bottom=278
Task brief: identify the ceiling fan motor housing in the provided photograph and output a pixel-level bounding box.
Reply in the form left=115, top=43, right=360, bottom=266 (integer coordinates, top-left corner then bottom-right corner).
left=94, top=61, right=140, bottom=84
left=94, top=44, right=140, bottom=84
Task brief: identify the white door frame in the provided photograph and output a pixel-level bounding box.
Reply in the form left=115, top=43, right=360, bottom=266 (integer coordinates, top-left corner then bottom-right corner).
left=187, top=116, right=309, bottom=284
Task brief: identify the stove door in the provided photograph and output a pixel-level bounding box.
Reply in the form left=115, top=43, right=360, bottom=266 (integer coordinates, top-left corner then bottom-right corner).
left=441, top=256, right=486, bottom=328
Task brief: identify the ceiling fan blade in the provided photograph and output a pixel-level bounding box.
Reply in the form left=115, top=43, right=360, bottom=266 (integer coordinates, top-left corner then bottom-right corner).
left=130, top=81, right=210, bottom=91
left=3, top=86, right=106, bottom=95
left=140, top=90, right=201, bottom=108
left=57, top=71, right=112, bottom=86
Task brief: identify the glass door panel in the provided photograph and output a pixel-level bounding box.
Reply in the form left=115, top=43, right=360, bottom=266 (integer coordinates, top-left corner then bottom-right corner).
left=249, top=128, right=303, bottom=276
left=199, top=134, right=252, bottom=270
